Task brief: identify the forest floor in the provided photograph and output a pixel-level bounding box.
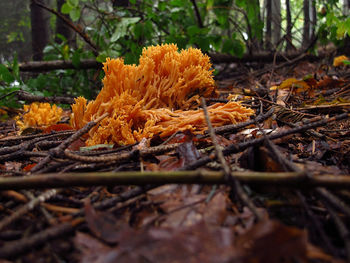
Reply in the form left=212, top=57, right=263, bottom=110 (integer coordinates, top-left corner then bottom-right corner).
left=0, top=55, right=349, bottom=262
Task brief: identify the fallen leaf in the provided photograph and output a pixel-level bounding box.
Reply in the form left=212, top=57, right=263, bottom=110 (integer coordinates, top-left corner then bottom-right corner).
left=84, top=200, right=129, bottom=244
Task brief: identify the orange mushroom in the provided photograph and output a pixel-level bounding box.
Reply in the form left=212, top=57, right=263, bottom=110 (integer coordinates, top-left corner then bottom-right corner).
left=15, top=102, right=63, bottom=132
left=70, top=44, right=254, bottom=146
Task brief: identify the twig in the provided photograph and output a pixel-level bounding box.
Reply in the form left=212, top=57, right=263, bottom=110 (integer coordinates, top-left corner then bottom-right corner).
left=32, top=0, right=99, bottom=55
left=260, top=127, right=349, bottom=260
left=0, top=131, right=74, bottom=145
left=180, top=112, right=349, bottom=170
left=322, top=199, right=350, bottom=263
left=0, top=170, right=326, bottom=190
left=64, top=142, right=181, bottom=163
left=19, top=59, right=100, bottom=71
left=190, top=0, right=203, bottom=28
left=296, top=190, right=338, bottom=256
left=16, top=90, right=75, bottom=104
left=201, top=98, right=264, bottom=221
left=0, top=189, right=59, bottom=232
left=203, top=107, right=274, bottom=135
left=0, top=222, right=74, bottom=259
left=315, top=188, right=350, bottom=219
left=0, top=185, right=156, bottom=259
left=30, top=113, right=108, bottom=173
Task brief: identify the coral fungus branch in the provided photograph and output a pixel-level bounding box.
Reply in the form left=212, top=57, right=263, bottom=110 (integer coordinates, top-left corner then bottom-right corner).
left=70, top=44, right=253, bottom=146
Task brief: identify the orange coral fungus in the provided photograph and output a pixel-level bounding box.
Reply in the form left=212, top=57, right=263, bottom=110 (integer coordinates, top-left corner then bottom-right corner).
left=333, top=55, right=349, bottom=67
left=15, top=102, right=63, bottom=131
left=70, top=44, right=254, bottom=146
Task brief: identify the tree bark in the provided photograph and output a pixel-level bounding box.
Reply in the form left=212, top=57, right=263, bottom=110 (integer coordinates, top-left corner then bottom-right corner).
left=271, top=0, right=281, bottom=46
left=285, top=0, right=293, bottom=52
left=310, top=0, right=316, bottom=43
left=247, top=0, right=263, bottom=53
left=265, top=0, right=272, bottom=50
left=55, top=0, right=76, bottom=46
left=30, top=0, right=50, bottom=61
left=302, top=0, right=310, bottom=48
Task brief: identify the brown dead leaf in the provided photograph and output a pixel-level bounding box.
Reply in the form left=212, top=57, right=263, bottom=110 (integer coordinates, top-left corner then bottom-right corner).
left=235, top=219, right=308, bottom=263
left=75, top=232, right=118, bottom=263
left=84, top=200, right=130, bottom=244
left=317, top=76, right=345, bottom=89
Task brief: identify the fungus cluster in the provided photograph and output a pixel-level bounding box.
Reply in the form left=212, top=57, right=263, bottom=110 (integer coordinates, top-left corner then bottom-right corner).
left=16, top=44, right=254, bottom=145
left=15, top=102, right=63, bottom=131
left=70, top=44, right=254, bottom=146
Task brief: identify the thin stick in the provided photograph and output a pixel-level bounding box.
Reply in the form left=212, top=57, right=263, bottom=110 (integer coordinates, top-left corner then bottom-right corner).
left=0, top=189, right=59, bottom=232
left=201, top=98, right=264, bottom=221
left=31, top=113, right=108, bottom=173
left=1, top=170, right=350, bottom=190
left=316, top=188, right=350, bottom=219
left=0, top=185, right=156, bottom=259
left=181, top=112, right=349, bottom=170
left=203, top=107, right=274, bottom=135
left=322, top=200, right=350, bottom=263
left=32, top=0, right=98, bottom=55
left=64, top=142, right=180, bottom=163
left=296, top=190, right=338, bottom=256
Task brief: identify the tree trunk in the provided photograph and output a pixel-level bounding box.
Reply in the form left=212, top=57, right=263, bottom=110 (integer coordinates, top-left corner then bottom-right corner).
left=310, top=0, right=316, bottom=43
left=55, top=0, right=76, bottom=46
left=265, top=0, right=272, bottom=50
left=285, top=0, right=293, bottom=52
left=30, top=0, right=49, bottom=61
left=271, top=0, right=281, bottom=46
left=302, top=0, right=310, bottom=48
left=248, top=0, right=263, bottom=53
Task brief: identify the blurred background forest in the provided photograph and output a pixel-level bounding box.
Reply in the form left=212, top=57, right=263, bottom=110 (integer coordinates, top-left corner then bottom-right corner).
left=0, top=0, right=349, bottom=108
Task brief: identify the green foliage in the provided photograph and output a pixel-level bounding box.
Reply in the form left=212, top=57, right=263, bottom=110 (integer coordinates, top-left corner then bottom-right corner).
left=61, top=0, right=81, bottom=22
left=318, top=1, right=350, bottom=47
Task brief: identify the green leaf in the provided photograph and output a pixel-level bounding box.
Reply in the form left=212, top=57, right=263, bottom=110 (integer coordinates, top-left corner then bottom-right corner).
left=80, top=144, right=114, bottom=152
left=206, top=0, right=214, bottom=10
left=235, top=0, right=245, bottom=8
left=69, top=7, right=81, bottom=22
left=159, top=2, right=168, bottom=11
left=0, top=64, right=15, bottom=83
left=72, top=50, right=81, bottom=68
left=67, top=0, right=79, bottom=7
left=129, top=0, right=136, bottom=4
left=195, top=36, right=210, bottom=51
left=169, top=0, right=183, bottom=6
left=124, top=52, right=137, bottom=65
left=96, top=53, right=107, bottom=63
left=222, top=38, right=245, bottom=57
left=187, top=25, right=201, bottom=37
left=231, top=39, right=245, bottom=58
left=111, top=17, right=140, bottom=42
left=134, top=23, right=143, bottom=39
left=12, top=54, right=20, bottom=81
left=61, top=3, right=72, bottom=14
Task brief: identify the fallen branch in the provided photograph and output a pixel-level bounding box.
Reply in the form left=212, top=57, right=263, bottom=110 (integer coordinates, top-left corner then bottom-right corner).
left=15, top=52, right=324, bottom=72
left=1, top=170, right=350, bottom=190
left=19, top=59, right=100, bottom=72
left=16, top=90, right=75, bottom=104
